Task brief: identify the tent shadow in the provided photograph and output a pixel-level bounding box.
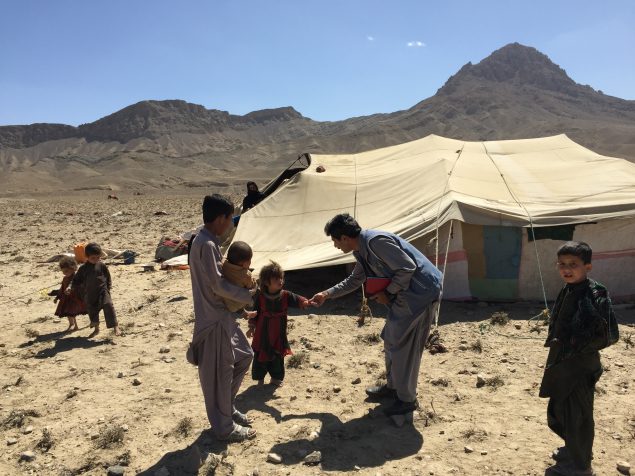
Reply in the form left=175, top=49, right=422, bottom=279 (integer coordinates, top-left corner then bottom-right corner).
left=33, top=336, right=110, bottom=358
left=137, top=430, right=228, bottom=476
left=268, top=405, right=423, bottom=471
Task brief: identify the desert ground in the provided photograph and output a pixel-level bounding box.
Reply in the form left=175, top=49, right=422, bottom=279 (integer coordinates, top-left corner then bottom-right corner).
left=0, top=193, right=633, bottom=476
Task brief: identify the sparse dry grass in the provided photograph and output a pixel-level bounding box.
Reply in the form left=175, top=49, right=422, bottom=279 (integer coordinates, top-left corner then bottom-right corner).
left=287, top=351, right=309, bottom=369
left=490, top=311, right=509, bottom=326
left=173, top=417, right=193, bottom=438
left=94, top=425, right=125, bottom=449
left=2, top=409, right=41, bottom=429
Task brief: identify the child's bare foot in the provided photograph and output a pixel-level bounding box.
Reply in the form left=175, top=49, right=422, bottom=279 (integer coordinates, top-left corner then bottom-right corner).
left=88, top=326, right=100, bottom=338
left=66, top=325, right=79, bottom=333
left=270, top=379, right=284, bottom=387
left=113, top=326, right=121, bottom=336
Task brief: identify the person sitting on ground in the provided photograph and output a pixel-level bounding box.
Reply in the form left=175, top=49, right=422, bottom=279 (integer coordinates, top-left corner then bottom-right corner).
left=242, top=181, right=264, bottom=212
left=540, top=241, right=618, bottom=476
left=67, top=242, right=120, bottom=338
left=221, top=241, right=258, bottom=313
left=187, top=194, right=257, bottom=442
left=52, top=256, right=87, bottom=332
left=246, top=261, right=309, bottom=387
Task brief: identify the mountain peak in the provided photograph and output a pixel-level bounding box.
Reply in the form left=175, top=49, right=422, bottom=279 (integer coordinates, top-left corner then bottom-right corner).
left=439, top=42, right=578, bottom=95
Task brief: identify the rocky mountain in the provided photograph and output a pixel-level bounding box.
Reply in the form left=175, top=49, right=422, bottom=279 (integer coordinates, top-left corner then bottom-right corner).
left=1, top=43, right=634, bottom=195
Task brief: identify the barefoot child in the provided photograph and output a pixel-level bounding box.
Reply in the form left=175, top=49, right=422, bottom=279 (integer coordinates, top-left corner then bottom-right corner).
left=67, top=242, right=120, bottom=338
left=220, top=241, right=258, bottom=313
left=540, top=241, right=619, bottom=476
left=247, top=261, right=309, bottom=386
left=52, top=256, right=87, bottom=332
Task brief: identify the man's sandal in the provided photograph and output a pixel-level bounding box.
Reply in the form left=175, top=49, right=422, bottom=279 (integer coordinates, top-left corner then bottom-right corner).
left=219, top=424, right=256, bottom=442
left=232, top=410, right=254, bottom=426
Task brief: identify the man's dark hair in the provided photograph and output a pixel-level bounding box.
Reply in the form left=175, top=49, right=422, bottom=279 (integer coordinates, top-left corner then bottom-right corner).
left=259, top=260, right=284, bottom=291
left=227, top=241, right=253, bottom=265
left=557, top=241, right=592, bottom=264
left=84, top=242, right=102, bottom=257
left=59, top=256, right=78, bottom=270
left=203, top=194, right=234, bottom=224
left=324, top=213, right=362, bottom=239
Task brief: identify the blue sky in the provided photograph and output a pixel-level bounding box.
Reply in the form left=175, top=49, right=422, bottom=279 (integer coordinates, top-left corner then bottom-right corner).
left=1, top=0, right=633, bottom=126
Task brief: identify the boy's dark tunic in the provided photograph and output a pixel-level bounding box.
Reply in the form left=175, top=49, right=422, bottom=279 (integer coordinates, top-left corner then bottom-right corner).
left=539, top=278, right=615, bottom=471
left=71, top=261, right=117, bottom=328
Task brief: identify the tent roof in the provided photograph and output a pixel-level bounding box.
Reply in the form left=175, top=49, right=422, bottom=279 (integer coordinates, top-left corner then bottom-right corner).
left=233, top=134, right=635, bottom=272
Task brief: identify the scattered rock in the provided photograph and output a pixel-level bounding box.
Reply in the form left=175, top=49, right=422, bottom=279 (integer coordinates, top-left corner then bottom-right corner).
left=308, top=431, right=320, bottom=441
left=117, top=372, right=125, bottom=378
left=267, top=453, right=282, bottom=464
left=165, top=388, right=172, bottom=393
left=481, top=450, right=488, bottom=456
left=514, top=323, right=522, bottom=330
left=20, top=451, right=36, bottom=462
left=132, top=378, right=142, bottom=386
left=154, top=211, right=169, bottom=216
left=107, top=465, right=126, bottom=476
left=333, top=386, right=341, bottom=393
left=308, top=314, right=316, bottom=319
left=304, top=450, right=322, bottom=465
left=290, top=395, right=297, bottom=401
left=159, top=346, right=170, bottom=354
left=23, top=425, right=33, bottom=434
left=464, top=446, right=474, bottom=454
left=617, top=461, right=631, bottom=475
left=476, top=375, right=486, bottom=388
left=458, top=344, right=468, bottom=351
left=351, top=377, right=361, bottom=385
left=6, top=437, right=18, bottom=445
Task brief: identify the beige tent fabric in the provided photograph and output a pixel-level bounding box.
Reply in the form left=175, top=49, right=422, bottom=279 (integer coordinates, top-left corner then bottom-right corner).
left=233, top=134, right=635, bottom=274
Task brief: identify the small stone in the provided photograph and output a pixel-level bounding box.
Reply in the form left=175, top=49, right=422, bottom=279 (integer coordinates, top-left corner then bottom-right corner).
left=458, top=344, right=468, bottom=351
left=464, top=446, right=474, bottom=453
left=480, top=450, right=488, bottom=456
left=23, top=425, right=33, bottom=434
left=6, top=437, right=18, bottom=445
left=267, top=453, right=282, bottom=464
left=476, top=375, right=486, bottom=388
left=20, top=451, right=36, bottom=462
left=117, top=372, right=125, bottom=378
left=290, top=395, right=297, bottom=401
left=615, top=362, right=625, bottom=368
left=132, top=378, right=142, bottom=386
left=617, top=461, right=631, bottom=475
left=252, top=469, right=260, bottom=476
left=164, top=388, right=172, bottom=393
left=312, top=362, right=321, bottom=369
left=333, top=386, right=341, bottom=393
left=107, top=465, right=126, bottom=476
left=304, top=450, right=322, bottom=465
left=159, top=346, right=170, bottom=354
left=341, top=397, right=347, bottom=403
left=308, top=431, right=320, bottom=441
left=90, top=432, right=100, bottom=440
left=514, top=323, right=522, bottom=330
left=122, top=424, right=129, bottom=432
left=351, top=377, right=361, bottom=385
left=69, top=366, right=77, bottom=372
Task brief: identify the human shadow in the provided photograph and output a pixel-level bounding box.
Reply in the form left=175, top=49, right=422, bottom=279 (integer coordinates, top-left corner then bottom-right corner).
left=138, top=430, right=228, bottom=476
left=19, top=329, right=68, bottom=347
left=236, top=383, right=284, bottom=423
left=268, top=403, right=423, bottom=471
left=33, top=335, right=110, bottom=358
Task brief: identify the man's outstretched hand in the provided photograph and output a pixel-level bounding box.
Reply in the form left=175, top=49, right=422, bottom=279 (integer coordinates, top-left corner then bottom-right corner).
left=309, top=292, right=328, bottom=307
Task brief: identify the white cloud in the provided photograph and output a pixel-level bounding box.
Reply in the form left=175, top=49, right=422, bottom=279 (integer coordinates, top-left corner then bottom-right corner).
left=367, top=36, right=374, bottom=41
left=407, top=41, right=426, bottom=47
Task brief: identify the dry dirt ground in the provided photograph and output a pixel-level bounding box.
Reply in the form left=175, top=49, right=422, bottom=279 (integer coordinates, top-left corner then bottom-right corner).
left=1, top=195, right=634, bottom=476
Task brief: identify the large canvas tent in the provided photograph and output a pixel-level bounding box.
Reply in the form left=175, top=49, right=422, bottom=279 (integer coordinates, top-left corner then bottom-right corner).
left=233, top=134, right=635, bottom=301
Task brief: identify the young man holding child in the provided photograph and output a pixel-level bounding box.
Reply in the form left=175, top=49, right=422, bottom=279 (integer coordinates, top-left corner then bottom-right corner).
left=187, top=194, right=257, bottom=442
left=540, top=241, right=618, bottom=476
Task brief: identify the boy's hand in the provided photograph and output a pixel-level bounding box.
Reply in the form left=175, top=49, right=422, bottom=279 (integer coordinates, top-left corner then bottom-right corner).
left=244, top=310, right=257, bottom=320
left=369, top=291, right=390, bottom=305
left=64, top=288, right=72, bottom=296
left=246, top=328, right=254, bottom=338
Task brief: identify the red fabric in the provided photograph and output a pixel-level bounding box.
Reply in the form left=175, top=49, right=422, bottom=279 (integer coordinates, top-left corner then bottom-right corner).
left=55, top=274, right=88, bottom=318
left=251, top=291, right=291, bottom=362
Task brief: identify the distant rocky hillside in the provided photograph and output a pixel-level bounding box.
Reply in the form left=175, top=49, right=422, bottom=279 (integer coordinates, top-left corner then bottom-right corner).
left=1, top=43, right=634, bottom=195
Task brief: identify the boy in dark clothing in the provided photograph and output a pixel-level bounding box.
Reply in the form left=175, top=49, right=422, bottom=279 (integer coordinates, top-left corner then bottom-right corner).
left=540, top=241, right=619, bottom=476
left=246, top=261, right=308, bottom=386
left=67, top=242, right=120, bottom=338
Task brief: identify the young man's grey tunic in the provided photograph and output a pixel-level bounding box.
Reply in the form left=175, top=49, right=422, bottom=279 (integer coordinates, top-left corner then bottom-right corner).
left=189, top=228, right=253, bottom=437
left=326, top=230, right=442, bottom=402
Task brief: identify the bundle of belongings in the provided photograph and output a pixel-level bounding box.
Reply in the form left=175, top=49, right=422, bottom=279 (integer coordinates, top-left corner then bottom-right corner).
left=154, top=236, right=189, bottom=262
